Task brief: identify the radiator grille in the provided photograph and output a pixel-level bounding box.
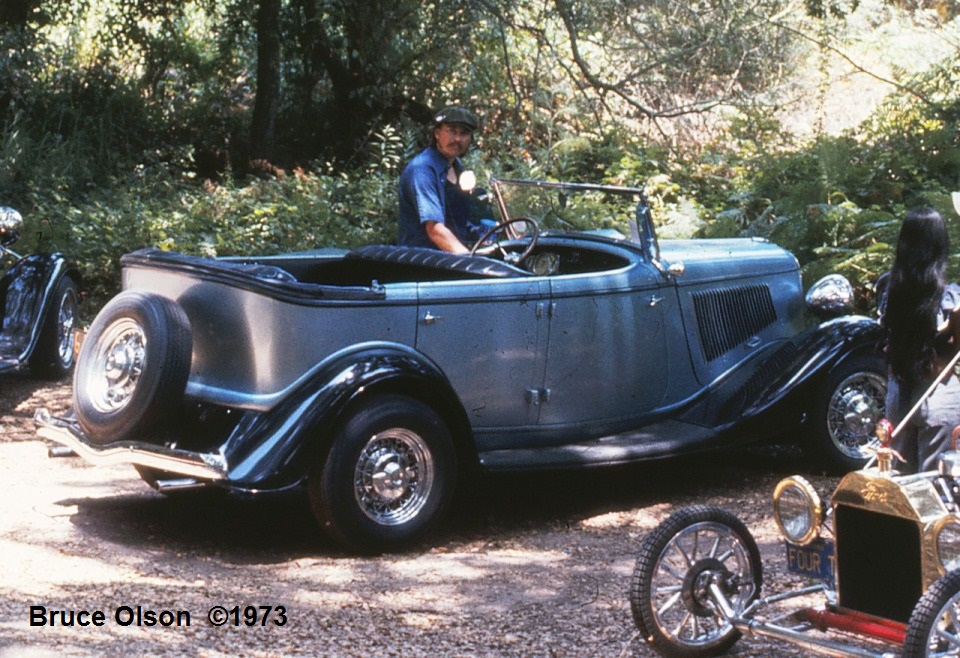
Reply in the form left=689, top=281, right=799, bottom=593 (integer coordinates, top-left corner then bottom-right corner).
left=693, top=285, right=777, bottom=361
left=835, top=505, right=922, bottom=623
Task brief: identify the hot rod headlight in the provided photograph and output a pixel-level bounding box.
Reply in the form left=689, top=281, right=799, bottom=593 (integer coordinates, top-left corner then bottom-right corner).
left=935, top=516, right=960, bottom=573
left=773, top=476, right=823, bottom=545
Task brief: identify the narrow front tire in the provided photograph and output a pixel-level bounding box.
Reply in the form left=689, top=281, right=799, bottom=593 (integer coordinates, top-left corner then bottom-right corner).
left=902, top=569, right=960, bottom=657
left=630, top=505, right=762, bottom=658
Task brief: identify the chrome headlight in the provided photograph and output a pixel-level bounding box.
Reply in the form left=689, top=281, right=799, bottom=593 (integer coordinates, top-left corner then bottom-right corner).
left=0, top=207, right=22, bottom=247
left=773, top=476, right=823, bottom=545
left=805, top=274, right=854, bottom=317
left=935, top=516, right=960, bottom=574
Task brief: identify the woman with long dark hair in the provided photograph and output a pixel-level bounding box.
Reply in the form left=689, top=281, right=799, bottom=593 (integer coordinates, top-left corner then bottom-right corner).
left=881, top=206, right=960, bottom=472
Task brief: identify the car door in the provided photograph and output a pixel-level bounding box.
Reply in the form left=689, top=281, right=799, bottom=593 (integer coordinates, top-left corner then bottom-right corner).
left=538, top=258, right=672, bottom=430
left=415, top=277, right=551, bottom=440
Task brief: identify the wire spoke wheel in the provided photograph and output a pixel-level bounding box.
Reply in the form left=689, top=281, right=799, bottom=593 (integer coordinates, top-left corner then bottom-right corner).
left=31, top=274, right=80, bottom=379
left=631, top=505, right=762, bottom=657
left=825, top=370, right=886, bottom=460
left=354, top=428, right=434, bottom=526
left=811, top=353, right=887, bottom=472
left=310, top=394, right=456, bottom=553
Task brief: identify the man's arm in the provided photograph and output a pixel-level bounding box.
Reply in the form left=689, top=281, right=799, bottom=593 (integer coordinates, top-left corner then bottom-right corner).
left=425, top=221, right=469, bottom=253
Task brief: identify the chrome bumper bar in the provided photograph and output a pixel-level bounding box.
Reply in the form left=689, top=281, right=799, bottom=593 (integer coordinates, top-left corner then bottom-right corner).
left=34, top=408, right=228, bottom=481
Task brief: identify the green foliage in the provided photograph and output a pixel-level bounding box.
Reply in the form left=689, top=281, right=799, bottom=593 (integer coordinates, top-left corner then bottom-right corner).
left=8, top=0, right=960, bottom=324
left=21, top=166, right=398, bottom=309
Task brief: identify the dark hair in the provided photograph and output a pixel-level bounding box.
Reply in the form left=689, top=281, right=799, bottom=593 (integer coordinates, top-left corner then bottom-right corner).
left=885, top=206, right=950, bottom=387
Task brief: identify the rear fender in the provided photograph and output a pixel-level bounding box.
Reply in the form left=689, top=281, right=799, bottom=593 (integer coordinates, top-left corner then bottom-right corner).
left=219, top=342, right=472, bottom=489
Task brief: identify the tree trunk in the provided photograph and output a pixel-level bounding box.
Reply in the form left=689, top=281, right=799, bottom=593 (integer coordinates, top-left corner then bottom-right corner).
left=250, top=0, right=282, bottom=163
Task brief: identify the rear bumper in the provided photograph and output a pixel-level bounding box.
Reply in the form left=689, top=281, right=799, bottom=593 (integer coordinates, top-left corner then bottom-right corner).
left=34, top=408, right=228, bottom=481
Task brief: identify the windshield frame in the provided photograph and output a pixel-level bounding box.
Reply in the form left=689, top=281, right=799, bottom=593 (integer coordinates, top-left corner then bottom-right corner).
left=488, top=178, right=659, bottom=264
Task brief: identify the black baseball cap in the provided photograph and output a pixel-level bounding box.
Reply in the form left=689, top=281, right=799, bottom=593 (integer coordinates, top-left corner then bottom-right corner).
left=434, top=106, right=479, bottom=131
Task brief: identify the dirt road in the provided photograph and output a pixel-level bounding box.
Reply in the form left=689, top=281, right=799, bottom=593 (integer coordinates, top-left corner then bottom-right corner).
left=1, top=375, right=831, bottom=657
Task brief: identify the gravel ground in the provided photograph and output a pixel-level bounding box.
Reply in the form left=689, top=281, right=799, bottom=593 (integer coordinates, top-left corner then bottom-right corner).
left=0, top=374, right=853, bottom=657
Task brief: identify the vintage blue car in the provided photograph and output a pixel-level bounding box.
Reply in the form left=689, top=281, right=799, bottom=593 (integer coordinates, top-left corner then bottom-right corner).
left=0, top=207, right=80, bottom=379
left=36, top=179, right=885, bottom=552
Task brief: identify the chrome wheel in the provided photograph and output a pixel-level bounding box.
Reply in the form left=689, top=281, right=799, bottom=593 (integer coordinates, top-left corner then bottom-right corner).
left=55, top=285, right=79, bottom=368
left=310, top=394, right=456, bottom=553
left=354, top=428, right=434, bottom=526
left=649, top=523, right=756, bottom=646
left=74, top=291, right=191, bottom=444
left=631, top=506, right=762, bottom=657
left=85, top=318, right=147, bottom=413
left=825, top=370, right=886, bottom=460
left=32, top=274, right=81, bottom=379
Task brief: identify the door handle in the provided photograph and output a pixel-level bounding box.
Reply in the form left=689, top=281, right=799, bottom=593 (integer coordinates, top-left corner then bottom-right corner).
left=422, top=311, right=443, bottom=325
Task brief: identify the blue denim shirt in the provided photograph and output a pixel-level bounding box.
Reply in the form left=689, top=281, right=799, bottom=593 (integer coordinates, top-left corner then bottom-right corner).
left=397, top=147, right=477, bottom=248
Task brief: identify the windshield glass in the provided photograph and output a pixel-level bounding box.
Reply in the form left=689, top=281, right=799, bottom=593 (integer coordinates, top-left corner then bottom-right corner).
left=490, top=179, right=647, bottom=236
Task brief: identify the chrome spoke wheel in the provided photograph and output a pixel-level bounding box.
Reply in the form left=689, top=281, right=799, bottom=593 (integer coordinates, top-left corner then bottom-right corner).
left=649, top=521, right=757, bottom=647
left=86, top=318, right=147, bottom=413
left=311, top=395, right=456, bottom=553
left=354, top=428, right=434, bottom=526
left=826, top=371, right=886, bottom=460
left=56, top=286, right=79, bottom=366
left=631, top=506, right=762, bottom=657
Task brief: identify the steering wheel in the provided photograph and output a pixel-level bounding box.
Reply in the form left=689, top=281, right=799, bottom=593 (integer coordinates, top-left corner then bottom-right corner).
left=469, top=217, right=540, bottom=266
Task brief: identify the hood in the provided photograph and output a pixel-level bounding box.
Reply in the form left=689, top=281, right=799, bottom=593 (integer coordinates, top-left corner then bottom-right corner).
left=658, top=238, right=799, bottom=284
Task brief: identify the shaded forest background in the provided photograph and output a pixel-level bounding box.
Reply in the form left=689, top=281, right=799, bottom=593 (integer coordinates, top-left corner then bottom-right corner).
left=3, top=0, right=960, bottom=310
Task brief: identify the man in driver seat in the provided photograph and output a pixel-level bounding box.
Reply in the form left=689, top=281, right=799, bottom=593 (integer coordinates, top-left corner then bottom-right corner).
left=398, top=106, right=484, bottom=252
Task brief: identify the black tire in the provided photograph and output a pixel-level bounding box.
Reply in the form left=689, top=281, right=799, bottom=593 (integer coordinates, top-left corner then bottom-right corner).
left=629, top=505, right=762, bottom=658
left=30, top=274, right=80, bottom=379
left=74, top=291, right=192, bottom=445
left=309, top=394, right=457, bottom=554
left=808, top=353, right=886, bottom=473
left=902, top=569, right=960, bottom=657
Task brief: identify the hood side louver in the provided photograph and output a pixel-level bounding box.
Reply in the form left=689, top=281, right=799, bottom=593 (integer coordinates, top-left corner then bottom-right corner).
left=693, top=284, right=777, bottom=361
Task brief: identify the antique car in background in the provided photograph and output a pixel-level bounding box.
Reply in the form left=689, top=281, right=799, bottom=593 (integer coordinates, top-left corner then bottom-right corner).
left=36, top=178, right=886, bottom=552
left=0, top=207, right=80, bottom=379
left=629, top=417, right=960, bottom=658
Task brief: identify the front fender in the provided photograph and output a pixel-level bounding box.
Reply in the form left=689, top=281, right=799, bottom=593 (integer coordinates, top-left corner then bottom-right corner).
left=218, top=341, right=470, bottom=489
left=738, top=314, right=884, bottom=422
left=0, top=253, right=77, bottom=365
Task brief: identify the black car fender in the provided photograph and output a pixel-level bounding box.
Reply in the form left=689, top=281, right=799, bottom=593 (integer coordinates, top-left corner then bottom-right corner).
left=731, top=314, right=885, bottom=427
left=218, top=341, right=474, bottom=489
left=0, top=253, right=79, bottom=363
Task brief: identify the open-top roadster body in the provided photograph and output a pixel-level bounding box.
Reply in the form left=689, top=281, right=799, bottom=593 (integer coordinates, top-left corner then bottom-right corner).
left=37, top=179, right=885, bottom=552
left=0, top=207, right=80, bottom=379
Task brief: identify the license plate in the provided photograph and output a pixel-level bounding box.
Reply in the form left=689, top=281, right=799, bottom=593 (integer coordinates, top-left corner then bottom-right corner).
left=785, top=538, right=834, bottom=580
left=73, top=330, right=86, bottom=357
